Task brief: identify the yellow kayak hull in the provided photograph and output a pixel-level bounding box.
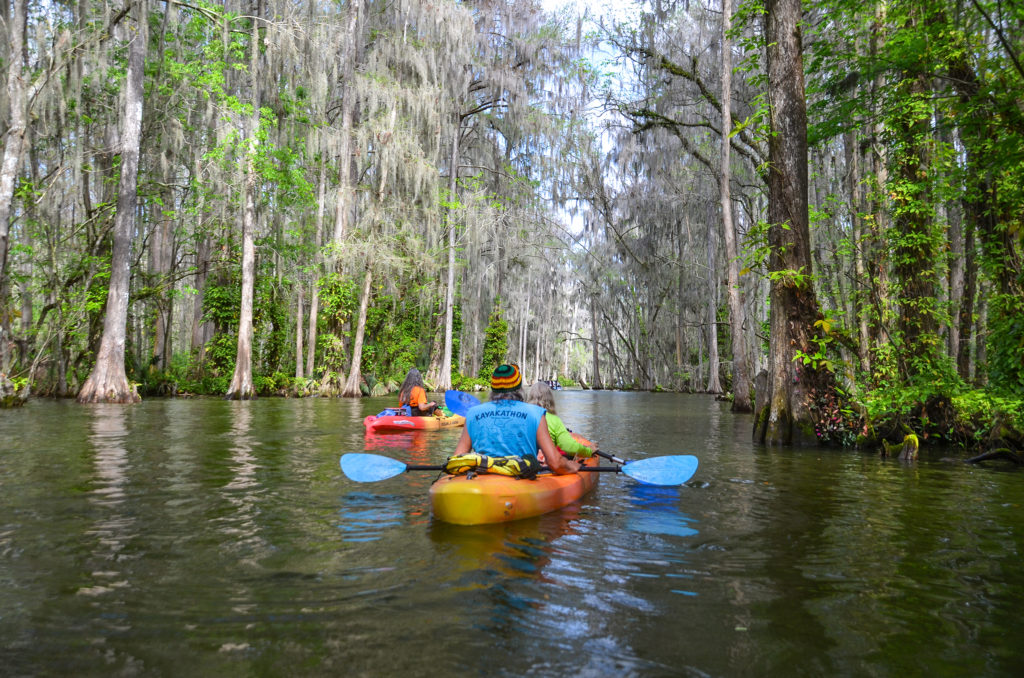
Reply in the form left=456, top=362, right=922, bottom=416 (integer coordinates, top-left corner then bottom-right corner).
left=429, top=455, right=600, bottom=525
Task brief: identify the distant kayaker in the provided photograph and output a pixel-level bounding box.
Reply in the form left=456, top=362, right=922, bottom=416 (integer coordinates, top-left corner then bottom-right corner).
left=397, top=368, right=440, bottom=416
left=526, top=380, right=594, bottom=459
left=453, top=364, right=580, bottom=476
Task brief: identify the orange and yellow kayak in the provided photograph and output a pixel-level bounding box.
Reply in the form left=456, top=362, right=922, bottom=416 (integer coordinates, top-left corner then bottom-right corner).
left=429, top=454, right=600, bottom=525
left=363, top=411, right=465, bottom=432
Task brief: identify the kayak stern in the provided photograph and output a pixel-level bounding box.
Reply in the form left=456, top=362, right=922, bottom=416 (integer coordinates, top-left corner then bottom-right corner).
left=429, top=456, right=600, bottom=525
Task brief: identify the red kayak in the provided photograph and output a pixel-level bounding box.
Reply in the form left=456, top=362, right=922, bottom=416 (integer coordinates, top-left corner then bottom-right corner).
left=363, top=408, right=465, bottom=432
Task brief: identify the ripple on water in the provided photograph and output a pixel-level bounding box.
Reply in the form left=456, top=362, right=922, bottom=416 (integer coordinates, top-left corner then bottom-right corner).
left=337, top=491, right=405, bottom=542
left=6, top=396, right=1024, bottom=677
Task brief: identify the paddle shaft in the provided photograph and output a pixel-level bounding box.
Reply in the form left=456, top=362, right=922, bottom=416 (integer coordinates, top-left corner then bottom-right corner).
left=594, top=450, right=629, bottom=465
left=341, top=451, right=694, bottom=485
left=408, top=463, right=621, bottom=475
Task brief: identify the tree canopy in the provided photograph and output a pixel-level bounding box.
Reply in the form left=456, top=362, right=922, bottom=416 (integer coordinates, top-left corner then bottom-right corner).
left=1, top=0, right=1021, bottom=452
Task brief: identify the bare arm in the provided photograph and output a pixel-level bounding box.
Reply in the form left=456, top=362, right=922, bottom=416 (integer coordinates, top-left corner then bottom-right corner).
left=454, top=427, right=472, bottom=456
left=538, top=416, right=579, bottom=475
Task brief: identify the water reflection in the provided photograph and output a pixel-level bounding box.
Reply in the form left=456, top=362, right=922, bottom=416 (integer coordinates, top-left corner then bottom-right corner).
left=5, top=395, right=1024, bottom=676
left=363, top=429, right=430, bottom=459
left=337, top=491, right=405, bottom=542
left=218, top=402, right=268, bottom=561
left=624, top=484, right=699, bottom=538
left=428, top=503, right=581, bottom=577
left=225, top=402, right=258, bottom=491
left=80, top=405, right=133, bottom=597
left=426, top=507, right=586, bottom=643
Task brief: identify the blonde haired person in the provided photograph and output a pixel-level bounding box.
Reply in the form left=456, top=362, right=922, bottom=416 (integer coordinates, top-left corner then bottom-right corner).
left=526, top=381, right=594, bottom=459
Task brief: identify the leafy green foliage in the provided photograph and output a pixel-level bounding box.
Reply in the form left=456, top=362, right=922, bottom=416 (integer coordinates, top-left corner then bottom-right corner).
left=950, top=390, right=1024, bottom=443
left=200, top=278, right=240, bottom=377
left=253, top=274, right=289, bottom=375
left=986, top=293, right=1024, bottom=395
left=314, top=273, right=359, bottom=376
left=364, top=298, right=424, bottom=383
left=793, top=317, right=836, bottom=372
left=479, top=298, right=509, bottom=379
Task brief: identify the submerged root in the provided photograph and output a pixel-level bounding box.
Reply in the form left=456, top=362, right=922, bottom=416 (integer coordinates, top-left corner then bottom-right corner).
left=965, top=448, right=1024, bottom=466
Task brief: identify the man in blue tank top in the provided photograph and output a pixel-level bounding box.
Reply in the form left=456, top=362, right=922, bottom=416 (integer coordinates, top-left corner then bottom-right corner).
left=453, top=364, right=580, bottom=476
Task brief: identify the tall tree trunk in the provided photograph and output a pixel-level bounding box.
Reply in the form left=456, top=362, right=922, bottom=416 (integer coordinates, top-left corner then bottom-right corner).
left=521, top=269, right=532, bottom=369
left=590, top=294, right=602, bottom=389
left=331, top=0, right=359, bottom=250
left=563, top=301, right=578, bottom=377
left=753, top=0, right=834, bottom=445
left=437, top=118, right=460, bottom=391
left=326, top=0, right=359, bottom=396
left=865, top=0, right=890, bottom=361
left=189, top=97, right=216, bottom=359
left=720, top=0, right=751, bottom=410
left=949, top=47, right=1000, bottom=385
left=706, top=203, right=722, bottom=394
left=295, top=284, right=304, bottom=380
left=675, top=228, right=685, bottom=377
left=946, top=174, right=964, bottom=363
left=190, top=233, right=211, bottom=355
left=78, top=0, right=147, bottom=404
left=535, top=300, right=545, bottom=383
left=225, top=151, right=258, bottom=400
left=306, top=159, right=327, bottom=379
left=0, top=0, right=29, bottom=373
left=890, top=39, right=938, bottom=378
left=342, top=268, right=372, bottom=397
left=845, top=127, right=871, bottom=375
left=956, top=220, right=976, bottom=380
left=226, top=13, right=261, bottom=401
left=150, top=186, right=174, bottom=371
left=306, top=282, right=319, bottom=378
left=974, top=291, right=986, bottom=387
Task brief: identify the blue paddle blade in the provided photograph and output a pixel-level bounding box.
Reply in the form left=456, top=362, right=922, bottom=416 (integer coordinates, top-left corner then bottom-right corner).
left=444, top=390, right=481, bottom=417
left=340, top=453, right=408, bottom=482
left=620, top=455, right=699, bottom=486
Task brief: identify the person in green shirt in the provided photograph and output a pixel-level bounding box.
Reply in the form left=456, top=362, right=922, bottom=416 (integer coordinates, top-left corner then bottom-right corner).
left=526, top=380, right=594, bottom=459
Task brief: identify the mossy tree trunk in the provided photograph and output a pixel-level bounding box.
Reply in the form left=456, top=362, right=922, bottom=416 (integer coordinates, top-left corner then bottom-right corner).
left=341, top=267, right=372, bottom=398
left=77, top=0, right=147, bottom=405
left=753, top=0, right=836, bottom=445
left=225, top=9, right=261, bottom=401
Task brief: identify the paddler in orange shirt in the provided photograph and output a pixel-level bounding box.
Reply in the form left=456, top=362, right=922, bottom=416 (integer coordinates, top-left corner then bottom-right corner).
left=397, top=368, right=440, bottom=416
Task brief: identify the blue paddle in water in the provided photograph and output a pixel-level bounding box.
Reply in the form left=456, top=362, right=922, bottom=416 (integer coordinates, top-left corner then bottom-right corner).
left=593, top=450, right=699, bottom=485
left=340, top=452, right=698, bottom=486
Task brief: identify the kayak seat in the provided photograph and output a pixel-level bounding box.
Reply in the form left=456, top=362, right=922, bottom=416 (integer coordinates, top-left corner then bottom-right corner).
left=443, top=453, right=541, bottom=480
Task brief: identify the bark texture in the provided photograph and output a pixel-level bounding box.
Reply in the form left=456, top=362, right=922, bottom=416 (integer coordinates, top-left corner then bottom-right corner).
left=226, top=13, right=261, bottom=401
left=753, top=0, right=833, bottom=445
left=78, top=1, right=147, bottom=404
left=720, top=0, right=752, bottom=411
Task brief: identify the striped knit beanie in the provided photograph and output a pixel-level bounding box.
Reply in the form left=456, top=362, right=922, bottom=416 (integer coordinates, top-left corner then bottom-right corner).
left=490, top=364, right=523, bottom=392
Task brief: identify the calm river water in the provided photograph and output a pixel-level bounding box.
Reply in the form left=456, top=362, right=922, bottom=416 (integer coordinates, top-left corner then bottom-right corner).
left=2, top=392, right=1023, bottom=676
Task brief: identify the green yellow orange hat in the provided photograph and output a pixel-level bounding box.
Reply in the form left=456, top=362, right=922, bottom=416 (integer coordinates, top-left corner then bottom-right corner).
left=490, top=364, right=522, bottom=392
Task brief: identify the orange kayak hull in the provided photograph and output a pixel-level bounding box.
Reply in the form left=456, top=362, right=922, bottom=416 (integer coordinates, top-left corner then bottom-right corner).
left=429, top=455, right=600, bottom=525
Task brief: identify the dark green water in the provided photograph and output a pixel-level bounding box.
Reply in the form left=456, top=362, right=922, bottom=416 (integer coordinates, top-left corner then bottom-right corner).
left=2, top=392, right=1023, bottom=676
